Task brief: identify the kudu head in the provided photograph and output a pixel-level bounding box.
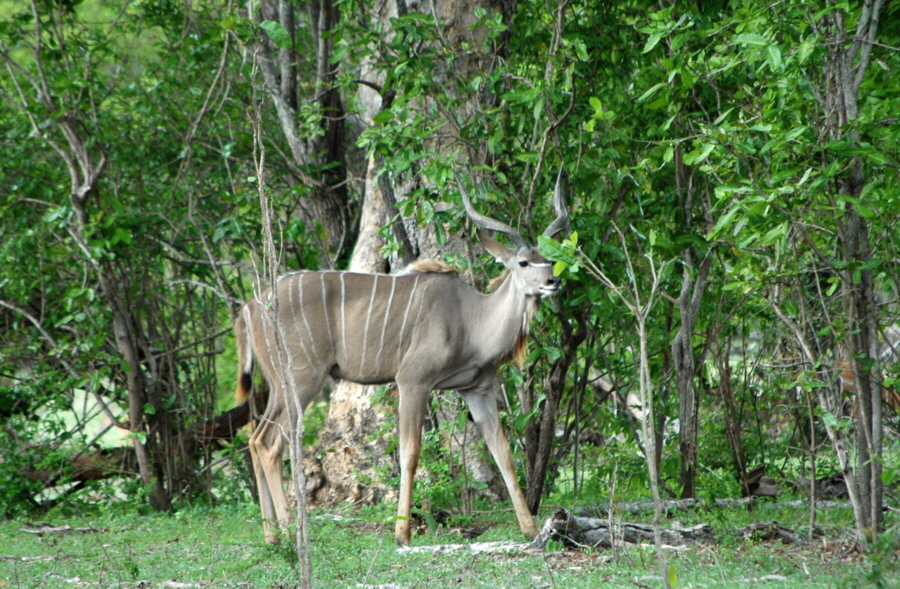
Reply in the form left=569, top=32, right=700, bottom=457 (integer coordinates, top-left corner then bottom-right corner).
left=456, top=169, right=569, bottom=298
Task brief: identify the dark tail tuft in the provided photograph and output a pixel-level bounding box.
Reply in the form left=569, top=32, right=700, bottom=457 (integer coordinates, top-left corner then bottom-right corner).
left=237, top=371, right=253, bottom=403
left=234, top=307, right=253, bottom=405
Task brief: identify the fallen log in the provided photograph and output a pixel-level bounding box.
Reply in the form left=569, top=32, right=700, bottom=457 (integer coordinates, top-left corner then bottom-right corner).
left=398, top=541, right=528, bottom=555
left=736, top=521, right=797, bottom=544
left=576, top=497, right=756, bottom=516
left=532, top=508, right=713, bottom=549
left=19, top=523, right=104, bottom=536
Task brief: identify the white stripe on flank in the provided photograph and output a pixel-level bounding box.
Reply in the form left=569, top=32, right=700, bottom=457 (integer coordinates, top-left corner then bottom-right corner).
left=411, top=278, right=434, bottom=339
left=340, top=273, right=348, bottom=363
left=359, top=275, right=379, bottom=373
left=298, top=273, right=321, bottom=364
left=375, top=275, right=397, bottom=367
left=287, top=275, right=313, bottom=367
left=321, top=273, right=335, bottom=357
left=397, top=275, right=420, bottom=360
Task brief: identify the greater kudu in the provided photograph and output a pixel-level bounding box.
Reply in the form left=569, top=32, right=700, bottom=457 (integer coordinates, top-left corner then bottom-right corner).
left=235, top=173, right=568, bottom=545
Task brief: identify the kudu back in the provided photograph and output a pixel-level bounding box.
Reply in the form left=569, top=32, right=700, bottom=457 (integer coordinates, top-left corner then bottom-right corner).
left=235, top=172, right=568, bottom=545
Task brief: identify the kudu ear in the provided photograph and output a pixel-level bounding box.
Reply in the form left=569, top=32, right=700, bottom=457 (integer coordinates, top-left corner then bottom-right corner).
left=478, top=232, right=516, bottom=266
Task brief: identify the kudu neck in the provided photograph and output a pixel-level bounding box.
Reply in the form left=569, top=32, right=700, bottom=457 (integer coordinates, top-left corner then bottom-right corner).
left=475, top=272, right=538, bottom=363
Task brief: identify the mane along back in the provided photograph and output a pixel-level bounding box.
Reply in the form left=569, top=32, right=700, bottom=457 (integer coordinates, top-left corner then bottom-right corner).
left=400, top=259, right=458, bottom=275
left=488, top=270, right=509, bottom=293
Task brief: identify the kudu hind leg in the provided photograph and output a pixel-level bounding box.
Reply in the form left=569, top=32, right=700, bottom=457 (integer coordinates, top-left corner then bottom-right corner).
left=248, top=411, right=290, bottom=543
left=461, top=385, right=539, bottom=541
left=250, top=374, right=325, bottom=544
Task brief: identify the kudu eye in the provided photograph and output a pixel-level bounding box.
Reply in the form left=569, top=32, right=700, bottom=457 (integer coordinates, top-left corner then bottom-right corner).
left=518, top=260, right=529, bottom=268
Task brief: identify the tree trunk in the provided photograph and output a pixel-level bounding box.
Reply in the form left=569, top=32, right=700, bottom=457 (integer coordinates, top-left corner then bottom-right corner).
left=670, top=146, right=712, bottom=499
left=841, top=205, right=883, bottom=535
left=254, top=0, right=352, bottom=265
left=523, top=303, right=586, bottom=514
left=671, top=258, right=701, bottom=499
left=57, top=107, right=173, bottom=512
left=307, top=0, right=519, bottom=509
left=820, top=0, right=885, bottom=541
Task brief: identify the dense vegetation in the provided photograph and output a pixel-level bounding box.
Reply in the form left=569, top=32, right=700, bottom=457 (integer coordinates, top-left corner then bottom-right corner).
left=1, top=0, right=898, bottom=578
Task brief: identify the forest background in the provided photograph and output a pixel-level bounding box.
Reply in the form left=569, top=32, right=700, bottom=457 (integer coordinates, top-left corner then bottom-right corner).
left=1, top=0, right=898, bottom=567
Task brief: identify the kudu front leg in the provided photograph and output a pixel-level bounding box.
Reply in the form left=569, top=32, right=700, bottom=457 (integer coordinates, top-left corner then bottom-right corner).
left=461, top=384, right=539, bottom=541
left=395, top=387, right=429, bottom=545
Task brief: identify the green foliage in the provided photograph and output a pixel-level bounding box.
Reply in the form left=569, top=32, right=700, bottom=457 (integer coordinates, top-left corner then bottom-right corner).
left=0, top=0, right=320, bottom=512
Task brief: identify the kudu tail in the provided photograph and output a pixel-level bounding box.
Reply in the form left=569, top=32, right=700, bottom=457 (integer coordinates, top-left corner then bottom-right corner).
left=234, top=306, right=254, bottom=405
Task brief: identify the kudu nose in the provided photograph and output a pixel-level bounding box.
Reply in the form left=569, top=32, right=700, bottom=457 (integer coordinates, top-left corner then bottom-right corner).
left=546, top=276, right=561, bottom=288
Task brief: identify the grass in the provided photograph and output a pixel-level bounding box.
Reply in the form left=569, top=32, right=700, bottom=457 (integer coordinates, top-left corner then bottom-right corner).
left=0, top=499, right=896, bottom=588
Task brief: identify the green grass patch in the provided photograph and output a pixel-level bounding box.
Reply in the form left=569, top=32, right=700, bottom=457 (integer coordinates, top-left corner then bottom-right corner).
left=0, top=501, right=895, bottom=588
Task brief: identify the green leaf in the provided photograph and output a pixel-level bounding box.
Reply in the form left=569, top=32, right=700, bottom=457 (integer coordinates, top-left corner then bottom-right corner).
left=259, top=20, right=292, bottom=50
left=758, top=222, right=787, bottom=246
left=373, top=109, right=395, bottom=125
left=668, top=566, right=678, bottom=589
left=764, top=44, right=782, bottom=71
left=782, top=299, right=799, bottom=317
left=797, top=40, right=815, bottom=63
left=733, top=33, right=767, bottom=46
left=637, top=82, right=667, bottom=103
left=538, top=236, right=577, bottom=266
left=713, top=108, right=734, bottom=125
left=784, top=126, right=807, bottom=141
left=696, top=142, right=716, bottom=162
left=221, top=12, right=243, bottom=30
left=685, top=142, right=715, bottom=165
left=663, top=145, right=674, bottom=163
left=573, top=38, right=588, bottom=61
left=643, top=31, right=664, bottom=53
left=113, top=227, right=132, bottom=245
